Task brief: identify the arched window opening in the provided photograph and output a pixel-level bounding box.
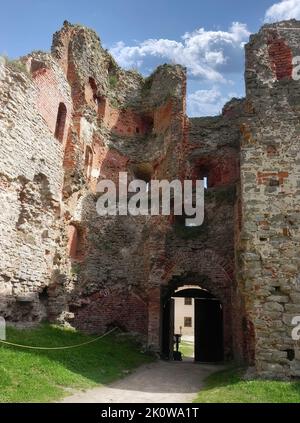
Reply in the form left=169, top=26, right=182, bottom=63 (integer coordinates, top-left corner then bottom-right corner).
left=67, top=224, right=85, bottom=260
left=54, top=102, right=67, bottom=142
left=67, top=224, right=78, bottom=259
left=97, top=95, right=106, bottom=119
left=85, top=146, right=93, bottom=180
left=86, top=77, right=106, bottom=118
left=85, top=77, right=101, bottom=109
left=39, top=287, right=49, bottom=307
left=89, top=77, right=98, bottom=104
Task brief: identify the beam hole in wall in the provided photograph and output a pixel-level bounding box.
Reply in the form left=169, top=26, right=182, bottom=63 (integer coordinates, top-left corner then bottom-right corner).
left=132, top=162, right=153, bottom=184
left=266, top=145, right=278, bottom=157
left=269, top=178, right=279, bottom=187
left=41, top=230, right=49, bottom=239
left=285, top=349, right=295, bottom=361
left=30, top=59, right=46, bottom=74
left=54, top=102, right=67, bottom=142
left=273, top=286, right=282, bottom=293
left=39, top=287, right=49, bottom=303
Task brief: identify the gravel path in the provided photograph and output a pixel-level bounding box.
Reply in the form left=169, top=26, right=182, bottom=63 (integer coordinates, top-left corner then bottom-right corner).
left=61, top=360, right=222, bottom=403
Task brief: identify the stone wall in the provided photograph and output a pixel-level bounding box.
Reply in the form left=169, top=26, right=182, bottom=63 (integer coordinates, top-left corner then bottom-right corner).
left=47, top=22, right=187, bottom=341
left=237, top=20, right=300, bottom=378
left=0, top=55, right=71, bottom=323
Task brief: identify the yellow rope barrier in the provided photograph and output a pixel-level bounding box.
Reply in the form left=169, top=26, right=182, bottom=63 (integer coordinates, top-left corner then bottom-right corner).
left=0, top=327, right=117, bottom=350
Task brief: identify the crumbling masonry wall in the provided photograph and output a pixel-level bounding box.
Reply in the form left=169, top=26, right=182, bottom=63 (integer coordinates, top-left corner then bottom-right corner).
left=237, top=20, right=300, bottom=378
left=0, top=55, right=71, bottom=322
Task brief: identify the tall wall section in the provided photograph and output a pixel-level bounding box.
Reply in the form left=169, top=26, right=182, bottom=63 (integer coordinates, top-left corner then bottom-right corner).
left=0, top=53, right=72, bottom=323
left=0, top=21, right=187, bottom=336
left=238, top=20, right=300, bottom=377
left=44, top=22, right=188, bottom=338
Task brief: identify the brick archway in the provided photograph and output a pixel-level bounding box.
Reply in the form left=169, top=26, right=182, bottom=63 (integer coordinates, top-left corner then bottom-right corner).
left=160, top=272, right=231, bottom=361
left=147, top=249, right=243, bottom=361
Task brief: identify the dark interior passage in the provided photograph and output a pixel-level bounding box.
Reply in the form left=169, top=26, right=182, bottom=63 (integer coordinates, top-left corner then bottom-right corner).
left=161, top=286, right=224, bottom=363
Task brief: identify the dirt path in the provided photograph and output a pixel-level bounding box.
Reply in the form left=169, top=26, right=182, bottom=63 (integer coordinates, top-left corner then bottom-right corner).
left=61, top=360, right=223, bottom=403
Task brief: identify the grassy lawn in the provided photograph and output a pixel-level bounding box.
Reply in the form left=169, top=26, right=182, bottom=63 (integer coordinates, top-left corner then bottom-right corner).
left=0, top=324, right=154, bottom=403
left=194, top=367, right=300, bottom=403
left=179, top=341, right=194, bottom=358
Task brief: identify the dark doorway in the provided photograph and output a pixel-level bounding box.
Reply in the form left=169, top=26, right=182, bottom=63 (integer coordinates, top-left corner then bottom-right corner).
left=161, top=286, right=224, bottom=363
left=194, top=298, right=223, bottom=362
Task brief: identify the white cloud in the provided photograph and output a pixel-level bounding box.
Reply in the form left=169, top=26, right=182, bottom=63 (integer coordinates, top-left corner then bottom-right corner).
left=264, top=0, right=300, bottom=22
left=110, top=22, right=250, bottom=82
left=187, top=87, right=238, bottom=117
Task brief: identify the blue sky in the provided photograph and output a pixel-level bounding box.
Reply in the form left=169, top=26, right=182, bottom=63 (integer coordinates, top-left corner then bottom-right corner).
left=1, top=0, right=300, bottom=116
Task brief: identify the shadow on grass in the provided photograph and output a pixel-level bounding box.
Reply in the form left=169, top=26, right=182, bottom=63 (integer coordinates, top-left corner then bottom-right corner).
left=1, top=325, right=225, bottom=400
left=0, top=324, right=154, bottom=402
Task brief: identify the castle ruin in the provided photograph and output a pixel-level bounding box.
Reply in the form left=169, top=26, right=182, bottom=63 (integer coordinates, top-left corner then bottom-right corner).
left=1, top=20, right=300, bottom=378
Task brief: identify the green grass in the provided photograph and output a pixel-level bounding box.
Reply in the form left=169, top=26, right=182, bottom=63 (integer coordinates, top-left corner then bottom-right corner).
left=194, top=367, right=300, bottom=403
left=179, top=341, right=194, bottom=358
left=0, top=324, right=154, bottom=403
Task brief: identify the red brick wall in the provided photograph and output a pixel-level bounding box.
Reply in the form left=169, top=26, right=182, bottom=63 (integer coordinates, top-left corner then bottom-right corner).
left=32, top=66, right=72, bottom=146
left=190, top=151, right=239, bottom=187
left=268, top=35, right=292, bottom=80
left=257, top=171, right=289, bottom=185
left=71, top=290, right=148, bottom=335
left=103, top=101, right=153, bottom=136
left=98, top=148, right=129, bottom=186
